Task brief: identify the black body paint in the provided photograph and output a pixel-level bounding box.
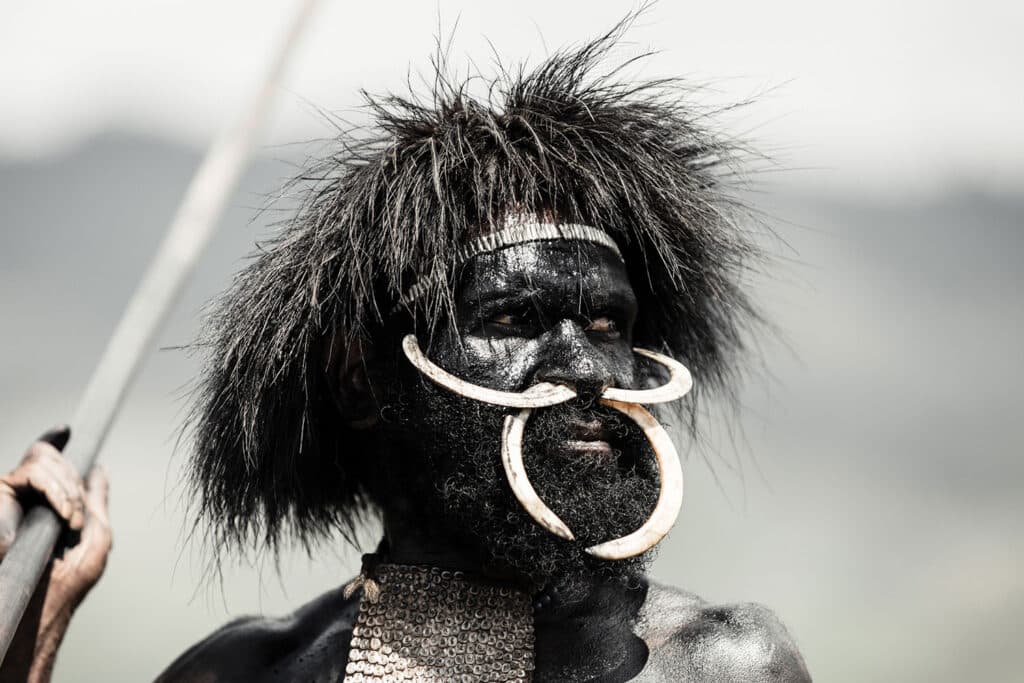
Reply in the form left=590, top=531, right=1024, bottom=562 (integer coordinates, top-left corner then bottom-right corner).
left=159, top=241, right=811, bottom=682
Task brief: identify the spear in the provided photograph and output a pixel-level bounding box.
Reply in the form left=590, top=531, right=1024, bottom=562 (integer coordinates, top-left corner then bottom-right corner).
left=0, top=0, right=320, bottom=661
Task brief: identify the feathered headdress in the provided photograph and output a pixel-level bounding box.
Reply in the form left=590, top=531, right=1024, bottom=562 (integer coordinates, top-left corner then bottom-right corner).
left=186, top=20, right=761, bottom=558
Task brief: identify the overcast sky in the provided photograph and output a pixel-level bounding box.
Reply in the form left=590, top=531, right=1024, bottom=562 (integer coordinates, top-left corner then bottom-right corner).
left=1, top=1, right=1021, bottom=194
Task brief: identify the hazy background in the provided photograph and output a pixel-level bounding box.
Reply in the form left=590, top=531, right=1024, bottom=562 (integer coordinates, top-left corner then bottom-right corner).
left=1, top=2, right=1021, bottom=681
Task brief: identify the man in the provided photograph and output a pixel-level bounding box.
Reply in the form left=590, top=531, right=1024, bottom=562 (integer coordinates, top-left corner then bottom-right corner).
left=0, top=27, right=811, bottom=682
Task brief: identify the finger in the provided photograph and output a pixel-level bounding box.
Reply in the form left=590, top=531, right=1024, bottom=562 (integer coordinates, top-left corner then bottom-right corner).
left=0, top=485, right=23, bottom=556
left=83, top=466, right=110, bottom=526
left=38, top=424, right=71, bottom=452
left=0, top=426, right=69, bottom=487
left=15, top=442, right=86, bottom=529
left=23, top=462, right=73, bottom=522
left=32, top=447, right=86, bottom=530
left=64, top=467, right=112, bottom=584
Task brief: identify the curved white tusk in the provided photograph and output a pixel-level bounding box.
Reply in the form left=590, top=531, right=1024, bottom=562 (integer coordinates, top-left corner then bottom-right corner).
left=501, top=409, right=575, bottom=541
left=584, top=399, right=684, bottom=560
left=402, top=334, right=577, bottom=408
left=601, top=348, right=693, bottom=405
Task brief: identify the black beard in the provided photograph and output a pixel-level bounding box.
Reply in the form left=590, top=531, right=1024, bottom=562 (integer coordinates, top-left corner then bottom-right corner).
left=377, top=371, right=661, bottom=586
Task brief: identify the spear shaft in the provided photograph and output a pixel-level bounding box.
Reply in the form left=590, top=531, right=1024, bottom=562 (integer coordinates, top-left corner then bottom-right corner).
left=0, top=0, right=319, bottom=661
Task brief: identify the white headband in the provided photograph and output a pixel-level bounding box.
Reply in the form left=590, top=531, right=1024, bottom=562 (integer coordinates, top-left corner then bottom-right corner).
left=455, top=221, right=622, bottom=264
left=397, top=221, right=622, bottom=310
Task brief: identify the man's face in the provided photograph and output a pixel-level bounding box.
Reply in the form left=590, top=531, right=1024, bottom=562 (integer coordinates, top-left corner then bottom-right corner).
left=445, top=240, right=638, bottom=404
left=383, top=240, right=661, bottom=583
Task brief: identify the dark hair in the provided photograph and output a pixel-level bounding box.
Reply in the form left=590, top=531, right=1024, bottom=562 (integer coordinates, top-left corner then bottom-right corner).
left=186, top=20, right=762, bottom=559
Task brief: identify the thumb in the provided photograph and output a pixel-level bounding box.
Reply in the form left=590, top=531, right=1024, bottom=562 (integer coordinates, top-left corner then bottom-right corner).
left=37, top=425, right=71, bottom=453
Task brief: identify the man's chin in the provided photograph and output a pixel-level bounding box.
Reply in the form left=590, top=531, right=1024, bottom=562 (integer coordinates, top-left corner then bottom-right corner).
left=472, top=513, right=656, bottom=588
left=448, top=453, right=661, bottom=585
left=389, top=380, right=660, bottom=584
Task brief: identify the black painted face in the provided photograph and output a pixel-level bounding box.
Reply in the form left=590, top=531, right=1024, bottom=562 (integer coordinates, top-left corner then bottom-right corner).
left=381, top=240, right=659, bottom=584
left=443, top=239, right=638, bottom=406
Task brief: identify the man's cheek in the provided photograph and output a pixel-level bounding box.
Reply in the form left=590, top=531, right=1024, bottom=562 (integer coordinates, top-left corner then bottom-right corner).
left=459, top=337, right=543, bottom=391
left=606, top=346, right=638, bottom=389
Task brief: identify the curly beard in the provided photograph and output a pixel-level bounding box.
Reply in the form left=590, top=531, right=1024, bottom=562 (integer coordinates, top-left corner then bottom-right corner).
left=376, top=371, right=661, bottom=587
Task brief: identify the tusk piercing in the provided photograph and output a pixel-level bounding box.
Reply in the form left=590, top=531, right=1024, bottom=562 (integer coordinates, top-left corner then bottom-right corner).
left=501, top=410, right=575, bottom=541
left=402, top=335, right=577, bottom=408
left=600, top=348, right=693, bottom=405
left=584, top=399, right=684, bottom=560
left=500, top=401, right=683, bottom=558
left=403, top=334, right=686, bottom=558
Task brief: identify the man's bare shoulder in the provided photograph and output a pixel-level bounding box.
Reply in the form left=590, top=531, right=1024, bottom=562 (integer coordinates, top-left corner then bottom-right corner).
left=154, top=584, right=361, bottom=683
left=635, top=581, right=811, bottom=682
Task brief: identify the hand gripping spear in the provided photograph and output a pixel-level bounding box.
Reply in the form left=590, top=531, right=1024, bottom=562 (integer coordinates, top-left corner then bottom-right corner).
left=0, top=0, right=321, bottom=661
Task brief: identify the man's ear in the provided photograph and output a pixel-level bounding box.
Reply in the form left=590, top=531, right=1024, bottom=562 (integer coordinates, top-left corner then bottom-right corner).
left=323, top=331, right=379, bottom=429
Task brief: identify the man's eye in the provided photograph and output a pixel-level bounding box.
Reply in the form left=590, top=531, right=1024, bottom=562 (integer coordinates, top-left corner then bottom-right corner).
left=490, top=312, right=523, bottom=326
left=481, top=309, right=535, bottom=337
left=586, top=316, right=620, bottom=336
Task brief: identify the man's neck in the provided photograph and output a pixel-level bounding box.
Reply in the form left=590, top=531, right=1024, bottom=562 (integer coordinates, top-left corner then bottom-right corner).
left=531, top=574, right=649, bottom=682
left=378, top=515, right=650, bottom=682
left=383, top=511, right=487, bottom=572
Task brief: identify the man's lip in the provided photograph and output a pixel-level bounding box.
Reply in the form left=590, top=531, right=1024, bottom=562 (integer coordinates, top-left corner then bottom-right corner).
left=563, top=418, right=614, bottom=458
left=563, top=439, right=614, bottom=457
left=567, top=418, right=611, bottom=441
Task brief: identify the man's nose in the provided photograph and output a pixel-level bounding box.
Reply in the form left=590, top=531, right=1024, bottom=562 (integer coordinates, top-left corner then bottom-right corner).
left=534, top=320, right=613, bottom=403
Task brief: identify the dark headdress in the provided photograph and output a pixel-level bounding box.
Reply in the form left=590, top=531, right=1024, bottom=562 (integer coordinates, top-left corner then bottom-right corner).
left=187, top=22, right=762, bottom=558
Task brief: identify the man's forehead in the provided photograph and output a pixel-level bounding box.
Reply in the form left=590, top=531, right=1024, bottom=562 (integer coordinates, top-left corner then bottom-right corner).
left=395, top=221, right=626, bottom=312
left=459, top=240, right=632, bottom=299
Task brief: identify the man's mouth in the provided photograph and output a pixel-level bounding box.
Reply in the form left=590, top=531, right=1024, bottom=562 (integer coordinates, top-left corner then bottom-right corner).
left=563, top=418, right=614, bottom=459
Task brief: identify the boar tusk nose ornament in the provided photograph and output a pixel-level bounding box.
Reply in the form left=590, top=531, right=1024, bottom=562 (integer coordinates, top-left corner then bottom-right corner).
left=501, top=410, right=577, bottom=542
left=600, top=348, right=693, bottom=405
left=501, top=402, right=684, bottom=560
left=402, top=335, right=576, bottom=408
left=402, top=334, right=693, bottom=560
